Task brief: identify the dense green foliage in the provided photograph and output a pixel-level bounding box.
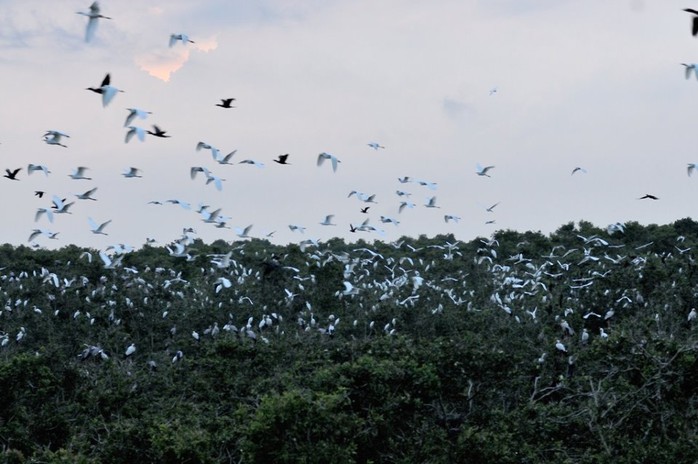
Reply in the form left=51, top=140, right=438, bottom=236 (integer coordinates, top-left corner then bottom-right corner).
left=0, top=219, right=697, bottom=463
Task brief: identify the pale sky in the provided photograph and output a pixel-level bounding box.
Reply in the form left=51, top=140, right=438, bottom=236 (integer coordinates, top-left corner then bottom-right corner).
left=0, top=0, right=696, bottom=250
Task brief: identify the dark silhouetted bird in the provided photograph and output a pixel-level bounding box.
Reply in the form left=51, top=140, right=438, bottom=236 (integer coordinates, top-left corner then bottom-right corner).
left=147, top=125, right=170, bottom=138
left=35, top=191, right=44, bottom=198
left=216, top=98, right=235, bottom=108
left=360, top=207, right=370, bottom=213
left=4, top=168, right=20, bottom=180
left=685, top=9, right=698, bottom=36
left=274, top=154, right=290, bottom=165
left=638, top=194, right=659, bottom=200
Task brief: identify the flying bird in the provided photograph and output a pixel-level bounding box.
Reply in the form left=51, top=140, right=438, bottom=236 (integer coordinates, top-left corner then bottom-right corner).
left=88, top=217, right=111, bottom=235
left=571, top=167, right=587, bottom=175
left=486, top=202, right=500, bottom=212
left=367, top=142, right=385, bottom=150
left=34, top=191, right=45, bottom=198
left=684, top=9, right=698, bottom=36
left=638, top=194, right=659, bottom=200
left=360, top=206, right=370, bottom=214
left=27, top=164, right=50, bottom=176
left=216, top=98, right=236, bottom=108
left=4, top=168, right=20, bottom=180
left=147, top=125, right=170, bottom=138
left=125, top=126, right=146, bottom=143
left=682, top=63, right=698, bottom=80
left=122, top=167, right=142, bottom=178
left=68, top=167, right=92, bottom=180
left=214, top=150, right=237, bottom=165
left=320, top=215, right=336, bottom=226
left=425, top=196, right=440, bottom=208
left=170, top=33, right=195, bottom=47
left=86, top=73, right=123, bottom=107
left=274, top=154, right=290, bottom=165
left=476, top=163, right=495, bottom=177
left=75, top=187, right=98, bottom=201
left=77, top=1, right=111, bottom=42
left=317, top=152, right=341, bottom=172
left=124, top=108, right=151, bottom=127
left=444, top=215, right=461, bottom=223
left=43, top=130, right=69, bottom=148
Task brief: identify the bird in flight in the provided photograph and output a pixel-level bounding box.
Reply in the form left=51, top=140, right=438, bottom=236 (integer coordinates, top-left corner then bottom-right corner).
left=476, top=163, right=495, bottom=177
left=86, top=73, right=123, bottom=107
left=216, top=98, right=236, bottom=108
left=125, top=126, right=146, bottom=143
left=34, top=191, right=45, bottom=198
left=638, top=194, right=659, bottom=200
left=485, top=202, right=500, bottom=212
left=147, top=125, right=170, bottom=138
left=274, top=154, right=290, bottom=165
left=360, top=206, right=370, bottom=214
left=684, top=9, right=698, bottom=36
left=317, top=152, right=341, bottom=172
left=4, top=168, right=21, bottom=180
left=43, top=130, right=69, bottom=148
left=682, top=63, right=698, bottom=80
left=122, top=167, right=142, bottom=178
left=77, top=2, right=111, bottom=42
left=367, top=142, right=385, bottom=150
left=571, top=167, right=587, bottom=175
left=28, top=164, right=50, bottom=177
left=170, top=34, right=195, bottom=47
left=68, top=166, right=92, bottom=180
left=124, top=108, right=151, bottom=127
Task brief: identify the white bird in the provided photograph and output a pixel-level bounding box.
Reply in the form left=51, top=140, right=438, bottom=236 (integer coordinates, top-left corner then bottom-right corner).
left=320, top=215, right=336, bottom=226
left=689, top=308, right=697, bottom=322
left=122, top=167, right=142, bottom=178
left=476, top=163, right=495, bottom=177
left=77, top=2, right=111, bottom=42
left=124, top=108, right=151, bottom=127
left=289, top=224, right=306, bottom=233
left=235, top=224, right=254, bottom=238
left=75, top=187, right=98, bottom=201
left=125, top=126, right=146, bottom=143
left=367, top=142, right=385, bottom=150
left=682, top=63, right=698, bottom=80
left=125, top=343, right=136, bottom=357
left=87, top=73, right=123, bottom=107
left=399, top=201, right=416, bottom=213
left=196, top=142, right=220, bottom=161
left=317, top=152, right=341, bottom=172
left=581, top=328, right=589, bottom=344
left=88, top=217, right=111, bottom=235
left=43, top=130, right=69, bottom=148
left=169, top=33, right=195, bottom=47
left=238, top=159, right=265, bottom=169
left=214, top=150, right=237, bottom=165
left=425, top=196, right=440, bottom=208
left=27, top=164, right=51, bottom=177
left=28, top=229, right=58, bottom=242
left=555, top=340, right=567, bottom=353
left=99, top=250, right=123, bottom=269
left=34, top=208, right=54, bottom=224
left=69, top=166, right=91, bottom=180
left=51, top=195, right=75, bottom=214
left=444, top=215, right=461, bottom=223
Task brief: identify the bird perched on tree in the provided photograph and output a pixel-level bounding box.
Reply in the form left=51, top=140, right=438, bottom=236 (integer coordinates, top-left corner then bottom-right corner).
left=216, top=98, right=235, bottom=108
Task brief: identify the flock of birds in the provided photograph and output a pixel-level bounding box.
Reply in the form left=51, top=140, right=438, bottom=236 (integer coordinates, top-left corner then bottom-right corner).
left=2, top=4, right=698, bottom=255
left=0, top=224, right=695, bottom=381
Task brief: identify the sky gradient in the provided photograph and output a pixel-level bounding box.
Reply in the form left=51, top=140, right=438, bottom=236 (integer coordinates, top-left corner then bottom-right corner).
left=1, top=0, right=696, bottom=250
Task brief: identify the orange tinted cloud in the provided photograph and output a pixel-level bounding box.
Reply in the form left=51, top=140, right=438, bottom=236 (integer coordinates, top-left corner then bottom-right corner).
left=135, top=37, right=218, bottom=82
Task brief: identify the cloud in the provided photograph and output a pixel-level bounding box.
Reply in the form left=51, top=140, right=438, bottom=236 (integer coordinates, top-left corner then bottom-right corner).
left=135, top=37, right=218, bottom=82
